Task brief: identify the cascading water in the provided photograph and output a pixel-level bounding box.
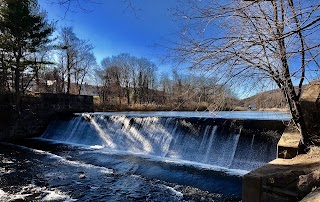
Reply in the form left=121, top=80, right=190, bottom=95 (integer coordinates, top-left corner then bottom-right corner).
left=41, top=112, right=287, bottom=172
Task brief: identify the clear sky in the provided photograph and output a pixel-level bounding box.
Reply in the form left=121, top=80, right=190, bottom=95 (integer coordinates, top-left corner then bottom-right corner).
left=38, top=0, right=180, bottom=72
left=37, top=0, right=318, bottom=99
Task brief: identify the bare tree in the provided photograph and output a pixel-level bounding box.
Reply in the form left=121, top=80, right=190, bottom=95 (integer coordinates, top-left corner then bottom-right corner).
left=101, top=64, right=122, bottom=105
left=57, top=27, right=78, bottom=94
left=56, top=26, right=95, bottom=94
left=45, top=0, right=138, bottom=17
left=116, top=53, right=134, bottom=105
left=171, top=0, right=320, bottom=147
left=135, top=57, right=157, bottom=104
left=73, top=40, right=96, bottom=94
left=21, top=46, right=54, bottom=94
left=100, top=53, right=158, bottom=107
left=158, top=72, right=171, bottom=105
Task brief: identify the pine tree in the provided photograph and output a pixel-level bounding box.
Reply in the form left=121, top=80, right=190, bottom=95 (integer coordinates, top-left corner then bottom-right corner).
left=0, top=0, right=53, bottom=108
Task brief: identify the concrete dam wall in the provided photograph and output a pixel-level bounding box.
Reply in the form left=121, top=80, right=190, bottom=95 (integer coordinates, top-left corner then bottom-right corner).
left=41, top=112, right=288, bottom=171
left=0, top=93, right=94, bottom=141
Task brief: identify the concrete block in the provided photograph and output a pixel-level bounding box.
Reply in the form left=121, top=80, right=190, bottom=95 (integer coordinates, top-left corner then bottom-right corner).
left=277, top=126, right=300, bottom=159
left=242, top=172, right=261, bottom=202
left=301, top=187, right=320, bottom=202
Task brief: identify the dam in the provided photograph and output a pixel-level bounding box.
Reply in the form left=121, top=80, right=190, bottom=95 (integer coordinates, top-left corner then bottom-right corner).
left=33, top=111, right=290, bottom=197
left=42, top=112, right=289, bottom=171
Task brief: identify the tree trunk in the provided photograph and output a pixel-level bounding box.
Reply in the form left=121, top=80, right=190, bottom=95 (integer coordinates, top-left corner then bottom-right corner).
left=280, top=58, right=312, bottom=147
left=67, top=67, right=71, bottom=94
left=14, top=51, right=22, bottom=113
left=0, top=53, right=7, bottom=94
left=14, top=68, right=20, bottom=113
left=282, top=84, right=312, bottom=147
left=126, top=85, right=130, bottom=105
left=78, top=84, right=81, bottom=95
left=133, top=81, right=137, bottom=104
left=66, top=54, right=71, bottom=94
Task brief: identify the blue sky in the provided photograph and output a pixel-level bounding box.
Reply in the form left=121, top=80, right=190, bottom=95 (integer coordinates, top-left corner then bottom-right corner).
left=38, top=0, right=319, bottom=99
left=38, top=0, right=179, bottom=72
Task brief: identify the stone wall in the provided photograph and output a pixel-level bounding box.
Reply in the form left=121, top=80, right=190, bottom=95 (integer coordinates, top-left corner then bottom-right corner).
left=300, top=81, right=320, bottom=145
left=242, top=82, right=320, bottom=201
left=242, top=152, right=320, bottom=202
left=0, top=93, right=94, bottom=141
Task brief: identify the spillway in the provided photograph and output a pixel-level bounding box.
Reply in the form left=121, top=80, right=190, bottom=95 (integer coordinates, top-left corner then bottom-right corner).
left=41, top=112, right=288, bottom=171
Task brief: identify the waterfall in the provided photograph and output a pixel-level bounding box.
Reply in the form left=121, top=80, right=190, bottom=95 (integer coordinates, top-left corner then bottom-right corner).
left=41, top=113, right=285, bottom=171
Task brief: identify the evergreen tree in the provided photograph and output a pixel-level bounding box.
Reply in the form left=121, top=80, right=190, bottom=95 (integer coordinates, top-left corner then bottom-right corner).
left=0, top=0, right=53, bottom=107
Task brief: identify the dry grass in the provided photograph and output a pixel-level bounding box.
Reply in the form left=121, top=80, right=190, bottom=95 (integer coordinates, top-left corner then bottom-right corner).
left=258, top=107, right=289, bottom=112
left=308, top=146, right=320, bottom=156
left=233, top=106, right=248, bottom=111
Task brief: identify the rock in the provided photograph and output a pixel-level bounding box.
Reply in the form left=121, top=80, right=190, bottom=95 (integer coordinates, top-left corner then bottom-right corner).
left=301, top=187, right=320, bottom=202
left=79, top=171, right=86, bottom=179
left=298, top=170, right=320, bottom=194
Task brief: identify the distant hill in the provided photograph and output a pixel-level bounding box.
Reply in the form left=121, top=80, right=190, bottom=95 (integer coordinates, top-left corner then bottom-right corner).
left=238, top=82, right=316, bottom=111
left=239, top=88, right=287, bottom=110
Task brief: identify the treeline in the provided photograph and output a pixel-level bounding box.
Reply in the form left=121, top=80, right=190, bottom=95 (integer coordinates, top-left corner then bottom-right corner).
left=96, top=53, right=236, bottom=111
left=0, top=0, right=96, bottom=99
left=0, top=0, right=235, bottom=112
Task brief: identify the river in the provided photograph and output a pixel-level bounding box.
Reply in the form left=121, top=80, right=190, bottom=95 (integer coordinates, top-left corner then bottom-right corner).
left=0, top=111, right=290, bottom=201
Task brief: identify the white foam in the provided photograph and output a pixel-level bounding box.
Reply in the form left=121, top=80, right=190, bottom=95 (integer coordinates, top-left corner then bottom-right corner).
left=2, top=158, right=14, bottom=164
left=4, top=143, right=114, bottom=175
left=0, top=167, right=14, bottom=175
left=0, top=184, right=76, bottom=201
left=89, top=145, right=104, bottom=149
left=161, top=185, right=183, bottom=199
left=42, top=190, right=76, bottom=201
left=87, top=149, right=249, bottom=176
left=14, top=138, right=248, bottom=176
left=0, top=189, right=6, bottom=197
